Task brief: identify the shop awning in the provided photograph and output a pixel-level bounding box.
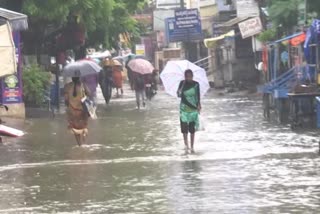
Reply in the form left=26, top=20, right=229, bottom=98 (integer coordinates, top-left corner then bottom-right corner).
left=272, top=32, right=304, bottom=44
left=204, top=30, right=235, bottom=48
left=0, top=8, right=28, bottom=31
left=222, top=16, right=251, bottom=27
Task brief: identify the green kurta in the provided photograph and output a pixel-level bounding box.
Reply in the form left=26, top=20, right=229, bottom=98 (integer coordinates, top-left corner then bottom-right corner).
left=180, top=85, right=199, bottom=129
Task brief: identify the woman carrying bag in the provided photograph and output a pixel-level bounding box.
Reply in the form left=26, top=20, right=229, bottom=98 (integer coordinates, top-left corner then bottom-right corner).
left=64, top=77, right=91, bottom=146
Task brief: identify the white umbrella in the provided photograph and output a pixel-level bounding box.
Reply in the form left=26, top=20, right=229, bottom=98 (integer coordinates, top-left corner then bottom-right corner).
left=160, top=60, right=210, bottom=98
left=63, top=60, right=102, bottom=77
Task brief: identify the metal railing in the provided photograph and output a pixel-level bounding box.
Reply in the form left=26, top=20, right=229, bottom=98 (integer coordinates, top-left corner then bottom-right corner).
left=259, top=66, right=297, bottom=94
left=194, top=56, right=213, bottom=75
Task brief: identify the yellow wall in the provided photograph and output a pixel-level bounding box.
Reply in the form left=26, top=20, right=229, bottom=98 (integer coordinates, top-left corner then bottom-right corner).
left=186, top=0, right=218, bottom=17
left=200, top=4, right=218, bottom=18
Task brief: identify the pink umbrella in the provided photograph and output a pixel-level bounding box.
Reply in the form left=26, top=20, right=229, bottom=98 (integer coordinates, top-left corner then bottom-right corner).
left=128, top=59, right=154, bottom=75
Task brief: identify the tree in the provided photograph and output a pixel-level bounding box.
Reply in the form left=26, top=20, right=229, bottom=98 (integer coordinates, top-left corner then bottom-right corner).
left=0, top=0, right=146, bottom=56
left=268, top=0, right=300, bottom=34
left=22, top=0, right=145, bottom=48
left=308, top=0, right=320, bottom=16
left=268, top=0, right=320, bottom=35
left=22, top=0, right=114, bottom=31
left=86, top=0, right=144, bottom=49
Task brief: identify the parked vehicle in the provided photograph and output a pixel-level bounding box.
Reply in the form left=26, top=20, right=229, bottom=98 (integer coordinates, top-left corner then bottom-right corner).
left=145, top=83, right=156, bottom=101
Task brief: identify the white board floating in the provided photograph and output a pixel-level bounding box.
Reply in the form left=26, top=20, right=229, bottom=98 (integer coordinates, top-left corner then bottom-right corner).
left=0, top=125, right=24, bottom=137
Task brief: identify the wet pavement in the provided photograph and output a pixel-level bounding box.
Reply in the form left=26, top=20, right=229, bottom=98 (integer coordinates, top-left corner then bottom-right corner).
left=0, top=87, right=320, bottom=213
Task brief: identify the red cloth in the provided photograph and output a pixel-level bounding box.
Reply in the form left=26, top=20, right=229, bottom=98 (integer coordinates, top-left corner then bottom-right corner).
left=262, top=46, right=268, bottom=73
left=290, top=33, right=306, bottom=46
left=112, top=66, right=123, bottom=88
left=57, top=52, right=66, bottom=64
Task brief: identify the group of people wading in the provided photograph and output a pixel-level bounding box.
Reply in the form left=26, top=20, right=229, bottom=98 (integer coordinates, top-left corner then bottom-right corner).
left=64, top=58, right=201, bottom=153
left=64, top=57, right=159, bottom=146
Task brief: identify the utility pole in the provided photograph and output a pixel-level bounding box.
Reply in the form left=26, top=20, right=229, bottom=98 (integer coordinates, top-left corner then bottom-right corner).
left=179, top=0, right=188, bottom=60
left=180, top=0, right=184, bottom=9
left=304, top=0, right=308, bottom=25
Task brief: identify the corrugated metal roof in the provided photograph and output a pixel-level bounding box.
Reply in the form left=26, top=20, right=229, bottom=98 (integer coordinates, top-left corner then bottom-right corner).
left=222, top=16, right=251, bottom=27
left=272, top=32, right=304, bottom=44
left=0, top=8, right=28, bottom=31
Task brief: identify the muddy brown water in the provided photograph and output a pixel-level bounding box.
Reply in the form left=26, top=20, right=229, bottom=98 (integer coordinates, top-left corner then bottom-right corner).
left=0, top=89, right=319, bottom=213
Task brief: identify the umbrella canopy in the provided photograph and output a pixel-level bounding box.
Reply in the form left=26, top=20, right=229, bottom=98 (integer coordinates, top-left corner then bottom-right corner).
left=128, top=58, right=154, bottom=75
left=89, top=50, right=111, bottom=59
left=63, top=60, right=102, bottom=77
left=160, top=60, right=210, bottom=98
left=91, top=58, right=101, bottom=64
left=113, top=59, right=122, bottom=66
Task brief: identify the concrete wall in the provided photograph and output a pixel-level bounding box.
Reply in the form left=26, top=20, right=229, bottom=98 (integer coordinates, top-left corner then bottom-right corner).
left=0, top=103, right=26, bottom=119
left=199, top=4, right=218, bottom=17
left=209, top=38, right=257, bottom=87
left=232, top=58, right=256, bottom=82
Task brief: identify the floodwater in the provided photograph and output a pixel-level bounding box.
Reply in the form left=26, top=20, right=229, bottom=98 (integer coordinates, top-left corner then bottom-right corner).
left=0, top=88, right=320, bottom=214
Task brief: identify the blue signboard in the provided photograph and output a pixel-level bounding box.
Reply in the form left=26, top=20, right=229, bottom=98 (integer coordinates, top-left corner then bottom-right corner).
left=165, top=9, right=203, bottom=43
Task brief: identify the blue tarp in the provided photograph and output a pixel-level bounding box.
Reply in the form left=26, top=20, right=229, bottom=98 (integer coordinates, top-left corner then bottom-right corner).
left=303, top=19, right=320, bottom=81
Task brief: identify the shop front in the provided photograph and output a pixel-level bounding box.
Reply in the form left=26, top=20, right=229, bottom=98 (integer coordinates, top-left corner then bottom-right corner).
left=0, top=8, right=28, bottom=118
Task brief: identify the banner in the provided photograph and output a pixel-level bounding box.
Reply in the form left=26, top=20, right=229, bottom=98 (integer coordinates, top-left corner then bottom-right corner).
left=236, top=0, right=260, bottom=17
left=165, top=9, right=203, bottom=43
left=2, top=32, right=23, bottom=104
left=135, top=44, right=145, bottom=55
left=238, top=17, right=263, bottom=39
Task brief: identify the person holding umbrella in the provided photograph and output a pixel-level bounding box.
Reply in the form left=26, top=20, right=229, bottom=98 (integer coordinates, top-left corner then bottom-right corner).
left=160, top=60, right=210, bottom=153
left=63, top=60, right=102, bottom=146
left=64, top=76, right=90, bottom=146
left=127, top=58, right=155, bottom=109
left=133, top=73, right=146, bottom=109
left=112, top=59, right=124, bottom=97
left=177, top=69, right=201, bottom=153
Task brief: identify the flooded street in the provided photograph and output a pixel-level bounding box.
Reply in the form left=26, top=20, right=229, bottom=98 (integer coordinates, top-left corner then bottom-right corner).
left=0, top=88, right=320, bottom=213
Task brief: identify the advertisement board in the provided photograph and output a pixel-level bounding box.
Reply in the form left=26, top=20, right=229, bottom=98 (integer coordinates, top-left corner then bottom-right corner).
left=153, top=9, right=175, bottom=31
left=135, top=44, right=146, bottom=55
left=2, top=32, right=23, bottom=104
left=236, top=0, right=260, bottom=17
left=165, top=9, right=203, bottom=43
left=238, top=17, right=263, bottom=39
left=156, top=0, right=183, bottom=9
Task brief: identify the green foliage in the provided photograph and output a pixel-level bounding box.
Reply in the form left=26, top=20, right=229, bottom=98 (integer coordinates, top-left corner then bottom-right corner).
left=22, top=0, right=114, bottom=31
left=307, top=0, right=320, bottom=16
left=257, top=29, right=277, bottom=43
left=268, top=0, right=300, bottom=33
left=268, top=0, right=320, bottom=34
left=21, top=0, right=146, bottom=48
left=22, top=64, right=51, bottom=106
left=87, top=0, right=146, bottom=48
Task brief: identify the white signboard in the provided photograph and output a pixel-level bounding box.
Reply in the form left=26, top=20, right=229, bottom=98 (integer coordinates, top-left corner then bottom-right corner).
left=238, top=17, right=263, bottom=39
left=153, top=9, right=175, bottom=31
left=199, top=0, right=216, bottom=7
left=135, top=44, right=145, bottom=55
left=188, top=0, right=216, bottom=8
left=236, top=0, right=259, bottom=17
left=156, top=0, right=183, bottom=9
